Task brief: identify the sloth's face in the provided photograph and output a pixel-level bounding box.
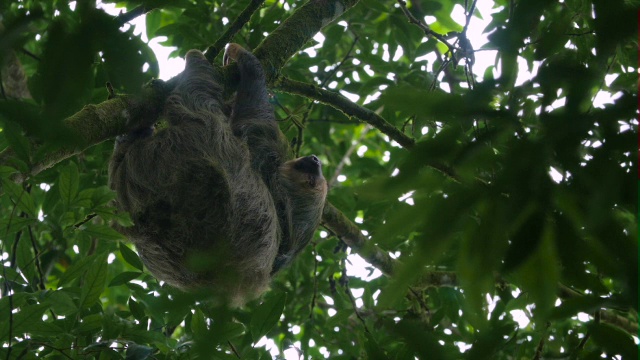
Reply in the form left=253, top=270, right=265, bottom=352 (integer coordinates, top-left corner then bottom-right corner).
left=282, top=155, right=327, bottom=192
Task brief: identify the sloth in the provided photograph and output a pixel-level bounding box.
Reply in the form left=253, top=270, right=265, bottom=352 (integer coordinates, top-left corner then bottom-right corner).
left=108, top=44, right=327, bottom=305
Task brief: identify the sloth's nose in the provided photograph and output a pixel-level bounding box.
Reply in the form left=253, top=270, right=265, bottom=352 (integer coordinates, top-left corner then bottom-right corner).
left=310, top=155, right=320, bottom=165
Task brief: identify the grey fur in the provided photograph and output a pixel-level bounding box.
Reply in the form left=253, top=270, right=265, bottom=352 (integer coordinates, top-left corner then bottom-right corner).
left=108, top=47, right=327, bottom=305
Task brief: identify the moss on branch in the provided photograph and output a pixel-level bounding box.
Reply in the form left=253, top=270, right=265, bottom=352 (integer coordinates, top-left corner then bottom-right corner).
left=254, top=0, right=360, bottom=83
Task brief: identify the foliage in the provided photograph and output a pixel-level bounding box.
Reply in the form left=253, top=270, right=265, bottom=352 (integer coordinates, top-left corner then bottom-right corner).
left=0, top=0, right=637, bottom=359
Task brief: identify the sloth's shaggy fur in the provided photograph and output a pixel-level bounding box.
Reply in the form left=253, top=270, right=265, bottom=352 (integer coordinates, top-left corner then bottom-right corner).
left=109, top=46, right=327, bottom=304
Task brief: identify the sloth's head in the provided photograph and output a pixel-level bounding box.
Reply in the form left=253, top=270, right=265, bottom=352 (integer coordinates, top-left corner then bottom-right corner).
left=279, top=155, right=327, bottom=237
left=281, top=155, right=327, bottom=193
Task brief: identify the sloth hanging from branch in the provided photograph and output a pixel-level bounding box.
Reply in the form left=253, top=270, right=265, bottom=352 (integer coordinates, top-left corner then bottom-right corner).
left=108, top=44, right=328, bottom=306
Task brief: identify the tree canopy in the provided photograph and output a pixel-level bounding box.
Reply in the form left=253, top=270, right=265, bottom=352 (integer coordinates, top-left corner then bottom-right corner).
left=0, top=0, right=637, bottom=359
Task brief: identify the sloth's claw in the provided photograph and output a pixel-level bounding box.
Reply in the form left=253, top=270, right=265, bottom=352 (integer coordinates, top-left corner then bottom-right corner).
left=223, top=43, right=244, bottom=66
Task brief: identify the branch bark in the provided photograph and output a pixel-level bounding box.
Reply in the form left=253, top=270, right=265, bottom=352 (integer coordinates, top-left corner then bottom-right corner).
left=253, top=0, right=360, bottom=83
left=276, top=77, right=416, bottom=149
left=321, top=202, right=397, bottom=276
left=204, top=0, right=266, bottom=62
left=0, top=81, right=171, bottom=180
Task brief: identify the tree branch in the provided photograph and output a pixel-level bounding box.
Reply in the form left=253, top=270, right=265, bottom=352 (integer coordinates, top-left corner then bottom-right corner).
left=276, top=77, right=416, bottom=149
left=396, top=0, right=457, bottom=56
left=1, top=81, right=171, bottom=180
left=253, top=0, right=360, bottom=83
left=321, top=202, right=397, bottom=276
left=115, top=5, right=153, bottom=25
left=204, top=0, right=266, bottom=62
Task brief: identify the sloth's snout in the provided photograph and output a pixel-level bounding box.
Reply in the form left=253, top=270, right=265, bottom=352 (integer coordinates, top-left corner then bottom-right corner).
left=309, top=155, right=321, bottom=165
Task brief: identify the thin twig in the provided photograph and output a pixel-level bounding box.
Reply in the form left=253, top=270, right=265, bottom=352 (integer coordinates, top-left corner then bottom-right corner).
left=329, top=125, right=370, bottom=187
left=115, top=5, right=152, bottom=25
left=276, top=77, right=417, bottom=150
left=396, top=0, right=457, bottom=55
left=74, top=213, right=97, bottom=229
left=27, top=223, right=45, bottom=290
left=204, top=0, right=266, bottom=62
left=309, top=243, right=318, bottom=319
left=227, top=341, right=241, bottom=359
left=342, top=267, right=371, bottom=334
left=293, top=33, right=359, bottom=156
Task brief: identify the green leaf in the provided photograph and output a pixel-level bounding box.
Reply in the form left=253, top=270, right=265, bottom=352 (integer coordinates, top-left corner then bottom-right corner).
left=1, top=179, right=36, bottom=217
left=0, top=217, right=37, bottom=237
left=15, top=235, right=36, bottom=284
left=191, top=308, right=208, bottom=337
left=109, top=271, right=142, bottom=287
left=125, top=343, right=154, bottom=360
left=79, top=252, right=108, bottom=309
left=0, top=293, right=31, bottom=317
left=44, top=290, right=78, bottom=316
left=0, top=303, right=51, bottom=341
left=78, top=313, right=103, bottom=333
left=58, top=162, right=79, bottom=208
left=0, top=115, right=32, bottom=163
left=128, top=297, right=146, bottom=320
left=82, top=223, right=126, bottom=241
left=0, top=265, right=27, bottom=285
left=0, top=165, right=18, bottom=178
left=588, top=323, right=637, bottom=359
left=250, top=292, right=286, bottom=341
left=58, top=252, right=101, bottom=286
left=512, top=222, right=560, bottom=319
left=364, top=331, right=389, bottom=360
left=33, top=18, right=94, bottom=119
left=28, top=320, right=64, bottom=337
left=119, top=242, right=144, bottom=271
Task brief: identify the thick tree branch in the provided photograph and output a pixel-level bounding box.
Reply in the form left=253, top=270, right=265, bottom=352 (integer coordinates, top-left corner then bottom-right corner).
left=253, top=0, right=360, bottom=83
left=322, top=202, right=397, bottom=276
left=1, top=81, right=171, bottom=180
left=558, top=284, right=639, bottom=335
left=321, top=202, right=463, bottom=289
left=115, top=5, right=153, bottom=25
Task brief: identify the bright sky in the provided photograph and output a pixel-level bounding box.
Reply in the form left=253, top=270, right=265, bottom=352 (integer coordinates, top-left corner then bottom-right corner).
left=96, top=2, right=627, bottom=358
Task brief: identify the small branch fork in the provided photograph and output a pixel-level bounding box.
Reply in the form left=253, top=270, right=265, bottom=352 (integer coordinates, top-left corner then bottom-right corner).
left=204, top=0, right=266, bottom=62
left=396, top=0, right=478, bottom=89
left=396, top=0, right=457, bottom=56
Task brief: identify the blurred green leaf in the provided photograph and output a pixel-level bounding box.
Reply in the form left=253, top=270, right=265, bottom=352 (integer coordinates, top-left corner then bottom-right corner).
left=79, top=252, right=108, bottom=309
left=250, top=292, right=286, bottom=341
left=44, top=290, right=78, bottom=316
left=109, top=271, right=143, bottom=287
left=512, top=223, right=560, bottom=319
left=588, top=322, right=638, bottom=359
left=125, top=343, right=155, bottom=360
left=191, top=308, right=208, bottom=338
left=0, top=303, right=51, bottom=342
left=128, top=297, right=146, bottom=320
left=58, top=252, right=104, bottom=286
left=1, top=179, right=36, bottom=217
left=120, top=242, right=144, bottom=271
left=82, top=224, right=127, bottom=241
left=58, top=162, right=79, bottom=208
